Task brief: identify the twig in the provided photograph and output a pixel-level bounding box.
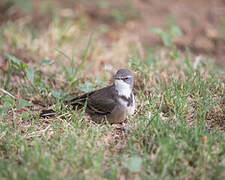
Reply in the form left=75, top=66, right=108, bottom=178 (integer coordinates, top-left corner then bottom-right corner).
left=0, top=88, right=16, bottom=99
left=26, top=125, right=51, bottom=139
left=0, top=131, right=6, bottom=140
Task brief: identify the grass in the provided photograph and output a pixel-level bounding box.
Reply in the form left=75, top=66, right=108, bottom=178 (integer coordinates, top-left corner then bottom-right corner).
left=0, top=3, right=225, bottom=180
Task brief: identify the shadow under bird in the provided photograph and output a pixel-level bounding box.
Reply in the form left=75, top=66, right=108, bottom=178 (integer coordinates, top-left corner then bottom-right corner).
left=40, top=69, right=135, bottom=124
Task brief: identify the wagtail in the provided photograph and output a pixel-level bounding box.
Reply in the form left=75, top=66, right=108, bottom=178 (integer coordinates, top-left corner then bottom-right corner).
left=40, top=69, right=135, bottom=124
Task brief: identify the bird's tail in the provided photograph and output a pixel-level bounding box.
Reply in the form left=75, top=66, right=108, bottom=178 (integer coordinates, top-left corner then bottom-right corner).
left=40, top=109, right=56, bottom=117
left=40, top=92, right=91, bottom=118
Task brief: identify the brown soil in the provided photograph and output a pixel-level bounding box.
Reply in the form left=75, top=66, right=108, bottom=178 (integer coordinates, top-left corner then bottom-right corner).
left=82, top=0, right=225, bottom=66
left=136, top=0, right=225, bottom=66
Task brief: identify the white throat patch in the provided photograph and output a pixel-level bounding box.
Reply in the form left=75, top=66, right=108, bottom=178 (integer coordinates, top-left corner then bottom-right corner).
left=115, top=79, right=132, bottom=98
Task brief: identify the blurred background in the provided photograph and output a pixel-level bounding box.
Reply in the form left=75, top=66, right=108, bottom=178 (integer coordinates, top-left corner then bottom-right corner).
left=0, top=0, right=224, bottom=67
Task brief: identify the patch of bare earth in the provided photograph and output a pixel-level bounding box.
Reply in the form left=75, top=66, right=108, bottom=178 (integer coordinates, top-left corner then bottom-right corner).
left=74, top=0, right=225, bottom=66
left=206, top=99, right=225, bottom=131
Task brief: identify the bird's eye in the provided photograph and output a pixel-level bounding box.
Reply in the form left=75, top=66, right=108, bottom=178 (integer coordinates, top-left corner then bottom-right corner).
left=124, top=78, right=129, bottom=80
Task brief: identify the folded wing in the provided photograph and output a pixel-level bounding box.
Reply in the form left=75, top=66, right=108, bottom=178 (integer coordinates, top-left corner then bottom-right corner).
left=68, top=85, right=117, bottom=115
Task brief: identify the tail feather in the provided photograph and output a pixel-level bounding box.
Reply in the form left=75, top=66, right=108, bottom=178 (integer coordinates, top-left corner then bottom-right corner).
left=40, top=109, right=56, bottom=117
left=40, top=91, right=94, bottom=118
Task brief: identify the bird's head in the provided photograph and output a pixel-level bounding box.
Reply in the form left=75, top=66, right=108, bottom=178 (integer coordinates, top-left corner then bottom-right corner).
left=114, top=69, right=134, bottom=97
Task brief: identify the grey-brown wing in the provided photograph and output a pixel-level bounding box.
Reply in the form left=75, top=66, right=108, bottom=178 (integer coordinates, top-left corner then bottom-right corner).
left=86, top=86, right=116, bottom=115
left=68, top=85, right=117, bottom=115
left=87, top=94, right=116, bottom=115
left=67, top=91, right=94, bottom=108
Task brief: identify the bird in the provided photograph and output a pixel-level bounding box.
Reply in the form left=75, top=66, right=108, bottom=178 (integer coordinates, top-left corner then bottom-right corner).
left=40, top=69, right=135, bottom=124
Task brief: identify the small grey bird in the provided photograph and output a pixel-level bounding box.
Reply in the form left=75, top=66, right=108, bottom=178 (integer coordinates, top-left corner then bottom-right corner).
left=40, top=69, right=135, bottom=124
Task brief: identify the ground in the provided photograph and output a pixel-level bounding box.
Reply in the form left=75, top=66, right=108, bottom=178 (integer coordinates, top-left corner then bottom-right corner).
left=0, top=0, right=225, bottom=179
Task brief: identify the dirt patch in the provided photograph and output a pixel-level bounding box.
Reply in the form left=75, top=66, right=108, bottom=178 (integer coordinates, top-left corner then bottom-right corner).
left=135, top=0, right=225, bottom=65
left=89, top=0, right=225, bottom=65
